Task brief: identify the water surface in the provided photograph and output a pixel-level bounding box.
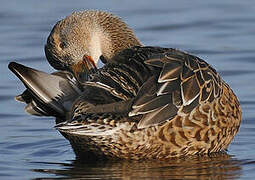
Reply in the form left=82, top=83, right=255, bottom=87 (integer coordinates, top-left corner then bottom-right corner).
left=1, top=0, right=255, bottom=179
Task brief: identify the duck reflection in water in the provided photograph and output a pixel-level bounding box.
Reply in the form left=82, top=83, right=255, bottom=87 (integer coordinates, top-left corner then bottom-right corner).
left=32, top=153, right=242, bottom=179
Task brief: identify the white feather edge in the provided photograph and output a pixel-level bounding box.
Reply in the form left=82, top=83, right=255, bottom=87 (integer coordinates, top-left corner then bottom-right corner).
left=56, top=122, right=134, bottom=136
left=180, top=84, right=200, bottom=106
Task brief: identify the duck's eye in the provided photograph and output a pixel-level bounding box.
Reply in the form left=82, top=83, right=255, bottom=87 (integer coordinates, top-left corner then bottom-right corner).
left=59, top=42, right=67, bottom=49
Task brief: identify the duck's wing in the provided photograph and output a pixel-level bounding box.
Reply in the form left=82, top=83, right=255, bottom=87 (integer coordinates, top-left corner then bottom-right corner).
left=129, top=49, right=223, bottom=129
left=8, top=62, right=82, bottom=118
left=56, top=47, right=223, bottom=132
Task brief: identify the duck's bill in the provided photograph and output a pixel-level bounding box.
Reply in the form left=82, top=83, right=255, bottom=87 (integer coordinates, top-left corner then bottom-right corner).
left=71, top=55, right=97, bottom=83
left=8, top=62, right=82, bottom=117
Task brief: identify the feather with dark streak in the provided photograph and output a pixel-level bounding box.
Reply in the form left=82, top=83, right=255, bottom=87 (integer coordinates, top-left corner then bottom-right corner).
left=8, top=62, right=82, bottom=118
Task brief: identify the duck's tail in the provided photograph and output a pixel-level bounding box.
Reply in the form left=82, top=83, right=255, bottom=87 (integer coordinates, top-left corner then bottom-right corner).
left=8, top=62, right=82, bottom=118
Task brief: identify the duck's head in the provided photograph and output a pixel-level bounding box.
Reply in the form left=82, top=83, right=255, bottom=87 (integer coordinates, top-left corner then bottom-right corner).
left=45, top=10, right=142, bottom=82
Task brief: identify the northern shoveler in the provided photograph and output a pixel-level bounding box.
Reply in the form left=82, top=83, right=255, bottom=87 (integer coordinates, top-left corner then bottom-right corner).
left=9, top=10, right=242, bottom=160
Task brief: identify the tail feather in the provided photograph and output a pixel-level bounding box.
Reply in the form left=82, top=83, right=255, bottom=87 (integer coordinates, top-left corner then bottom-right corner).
left=8, top=62, right=82, bottom=117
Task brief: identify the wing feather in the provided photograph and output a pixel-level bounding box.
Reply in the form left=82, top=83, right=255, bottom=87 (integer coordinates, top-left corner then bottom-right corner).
left=137, top=103, right=178, bottom=129
left=129, top=48, right=223, bottom=129
left=129, top=95, right=171, bottom=116
left=158, top=62, right=182, bottom=82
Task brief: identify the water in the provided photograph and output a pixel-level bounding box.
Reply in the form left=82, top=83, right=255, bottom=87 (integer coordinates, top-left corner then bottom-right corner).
left=1, top=0, right=255, bottom=179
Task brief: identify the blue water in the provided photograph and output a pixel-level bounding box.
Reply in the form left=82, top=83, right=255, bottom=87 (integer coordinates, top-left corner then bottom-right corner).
left=1, top=0, right=255, bottom=179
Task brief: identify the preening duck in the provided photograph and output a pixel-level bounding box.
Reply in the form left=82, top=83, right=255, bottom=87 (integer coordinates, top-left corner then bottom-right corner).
left=9, top=10, right=242, bottom=160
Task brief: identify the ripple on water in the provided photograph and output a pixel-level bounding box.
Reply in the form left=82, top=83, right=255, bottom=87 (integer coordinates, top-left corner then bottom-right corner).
left=219, top=70, right=255, bottom=77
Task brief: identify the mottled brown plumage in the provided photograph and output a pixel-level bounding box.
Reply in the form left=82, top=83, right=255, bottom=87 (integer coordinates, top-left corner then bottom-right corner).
left=9, top=10, right=242, bottom=160
left=56, top=46, right=241, bottom=159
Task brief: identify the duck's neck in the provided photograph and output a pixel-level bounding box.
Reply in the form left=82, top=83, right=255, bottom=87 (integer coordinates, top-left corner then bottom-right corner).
left=85, top=11, right=142, bottom=64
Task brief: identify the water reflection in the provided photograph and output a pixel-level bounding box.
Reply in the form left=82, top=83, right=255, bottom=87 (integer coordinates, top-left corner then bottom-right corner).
left=32, top=153, right=242, bottom=179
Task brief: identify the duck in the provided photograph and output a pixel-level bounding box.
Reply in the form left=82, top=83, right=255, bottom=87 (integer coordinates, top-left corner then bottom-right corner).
left=9, top=10, right=242, bottom=160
